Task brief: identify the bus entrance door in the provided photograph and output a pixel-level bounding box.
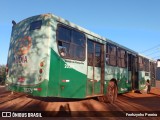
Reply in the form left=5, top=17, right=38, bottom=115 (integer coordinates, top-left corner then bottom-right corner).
left=128, top=54, right=138, bottom=90
left=87, top=39, right=104, bottom=96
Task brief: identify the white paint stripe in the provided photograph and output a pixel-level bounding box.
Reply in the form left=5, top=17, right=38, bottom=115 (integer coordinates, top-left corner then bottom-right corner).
left=66, top=80, right=70, bottom=82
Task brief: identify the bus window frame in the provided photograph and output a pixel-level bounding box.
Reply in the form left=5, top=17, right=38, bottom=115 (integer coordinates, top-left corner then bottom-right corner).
left=87, top=39, right=102, bottom=67
left=138, top=56, right=144, bottom=71
left=56, top=24, right=86, bottom=61
left=117, top=47, right=127, bottom=68
left=143, top=58, right=149, bottom=72
left=106, top=43, right=117, bottom=66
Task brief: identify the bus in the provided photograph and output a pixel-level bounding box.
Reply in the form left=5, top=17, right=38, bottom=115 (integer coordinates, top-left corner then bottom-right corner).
left=5, top=13, right=156, bottom=103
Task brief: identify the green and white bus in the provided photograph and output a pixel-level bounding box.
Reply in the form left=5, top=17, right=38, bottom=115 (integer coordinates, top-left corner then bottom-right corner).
left=5, top=13, right=156, bottom=103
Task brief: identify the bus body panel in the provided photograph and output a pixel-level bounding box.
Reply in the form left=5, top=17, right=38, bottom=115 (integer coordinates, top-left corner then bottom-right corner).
left=139, top=71, right=150, bottom=90
left=105, top=65, right=129, bottom=93
left=48, top=49, right=87, bottom=98
left=6, top=14, right=51, bottom=96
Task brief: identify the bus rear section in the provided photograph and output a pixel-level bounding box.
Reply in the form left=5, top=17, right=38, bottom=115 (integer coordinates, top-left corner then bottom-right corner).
left=6, top=14, right=51, bottom=96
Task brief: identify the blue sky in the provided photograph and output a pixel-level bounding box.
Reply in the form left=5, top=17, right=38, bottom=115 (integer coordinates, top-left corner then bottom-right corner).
left=1, top=0, right=160, bottom=64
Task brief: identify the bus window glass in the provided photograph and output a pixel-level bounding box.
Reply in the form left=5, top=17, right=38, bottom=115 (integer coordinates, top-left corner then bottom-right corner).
left=139, top=57, right=144, bottom=71
left=76, top=46, right=85, bottom=60
left=57, top=25, right=85, bottom=61
left=71, top=30, right=85, bottom=60
left=118, top=48, right=126, bottom=68
left=144, top=58, right=149, bottom=72
left=70, top=44, right=76, bottom=58
left=106, top=45, right=109, bottom=64
left=135, top=57, right=138, bottom=71
left=57, top=27, right=71, bottom=42
left=95, top=44, right=101, bottom=67
left=72, top=31, right=85, bottom=46
left=87, top=40, right=94, bottom=66
left=118, top=49, right=121, bottom=67
left=106, top=44, right=117, bottom=66
left=128, top=54, right=131, bottom=71
left=30, top=20, right=42, bottom=30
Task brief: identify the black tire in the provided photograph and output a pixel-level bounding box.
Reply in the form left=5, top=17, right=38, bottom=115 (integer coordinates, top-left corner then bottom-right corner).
left=107, top=80, right=118, bottom=103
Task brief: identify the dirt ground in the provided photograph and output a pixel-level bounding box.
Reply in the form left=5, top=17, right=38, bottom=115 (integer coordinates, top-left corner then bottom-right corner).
left=0, top=81, right=160, bottom=120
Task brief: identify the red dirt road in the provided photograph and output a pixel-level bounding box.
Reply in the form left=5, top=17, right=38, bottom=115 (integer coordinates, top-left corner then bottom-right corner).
left=0, top=82, right=160, bottom=120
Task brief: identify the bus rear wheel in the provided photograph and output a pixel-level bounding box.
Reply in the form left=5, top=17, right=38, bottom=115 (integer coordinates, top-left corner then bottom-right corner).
left=106, top=79, right=118, bottom=103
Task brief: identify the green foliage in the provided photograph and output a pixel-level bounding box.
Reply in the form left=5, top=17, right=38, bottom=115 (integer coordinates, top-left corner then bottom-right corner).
left=0, top=65, right=6, bottom=85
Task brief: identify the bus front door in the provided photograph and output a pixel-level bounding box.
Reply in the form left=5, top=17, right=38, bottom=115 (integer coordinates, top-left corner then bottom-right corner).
left=87, top=39, right=104, bottom=96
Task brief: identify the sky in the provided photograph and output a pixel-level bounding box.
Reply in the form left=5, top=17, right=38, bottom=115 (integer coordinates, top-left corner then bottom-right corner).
left=0, top=0, right=160, bottom=64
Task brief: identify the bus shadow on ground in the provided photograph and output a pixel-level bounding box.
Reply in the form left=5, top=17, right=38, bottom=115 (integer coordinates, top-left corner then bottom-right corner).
left=27, top=95, right=91, bottom=102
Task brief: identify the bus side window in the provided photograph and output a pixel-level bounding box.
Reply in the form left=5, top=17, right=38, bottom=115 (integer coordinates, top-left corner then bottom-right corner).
left=57, top=27, right=71, bottom=58
left=72, top=30, right=85, bottom=60
left=106, top=43, right=117, bottom=66
left=117, top=48, right=126, bottom=68
left=57, top=25, right=85, bottom=61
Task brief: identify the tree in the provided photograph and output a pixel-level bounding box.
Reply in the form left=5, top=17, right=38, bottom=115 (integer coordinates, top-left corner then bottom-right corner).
left=0, top=65, right=6, bottom=85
